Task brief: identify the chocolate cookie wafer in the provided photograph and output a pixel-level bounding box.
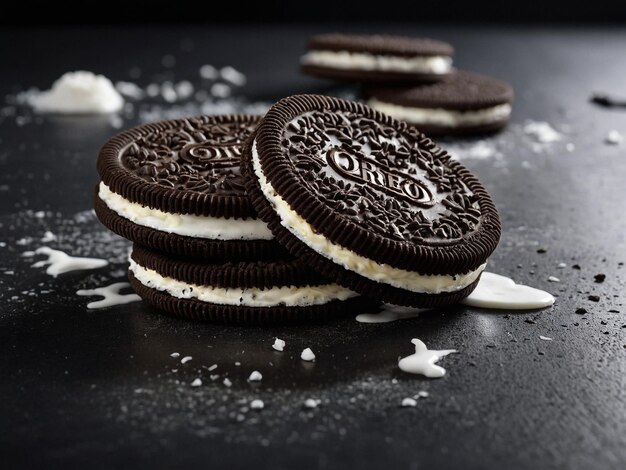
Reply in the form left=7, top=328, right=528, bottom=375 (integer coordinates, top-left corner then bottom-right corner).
left=301, top=33, right=454, bottom=83
left=128, top=244, right=366, bottom=324
left=242, top=95, right=501, bottom=307
left=96, top=115, right=283, bottom=260
left=366, top=71, right=514, bottom=135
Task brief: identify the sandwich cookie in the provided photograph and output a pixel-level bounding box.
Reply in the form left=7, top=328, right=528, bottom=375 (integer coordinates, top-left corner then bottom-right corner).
left=301, top=33, right=453, bottom=83
left=242, top=95, right=501, bottom=307
left=366, top=71, right=514, bottom=135
left=96, top=115, right=282, bottom=260
left=128, top=244, right=365, bottom=324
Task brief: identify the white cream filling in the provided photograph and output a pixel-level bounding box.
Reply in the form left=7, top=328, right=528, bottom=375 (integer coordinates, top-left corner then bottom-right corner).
left=368, top=99, right=512, bottom=127
left=99, top=182, right=273, bottom=240
left=129, top=259, right=357, bottom=307
left=251, top=141, right=485, bottom=294
left=301, top=50, right=452, bottom=75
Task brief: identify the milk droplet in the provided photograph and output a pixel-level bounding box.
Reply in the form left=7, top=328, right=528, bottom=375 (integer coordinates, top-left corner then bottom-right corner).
left=398, top=339, right=457, bottom=378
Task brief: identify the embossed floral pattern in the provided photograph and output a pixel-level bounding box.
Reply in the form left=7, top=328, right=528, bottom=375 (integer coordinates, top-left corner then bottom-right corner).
left=281, top=110, right=481, bottom=242
left=120, top=117, right=256, bottom=195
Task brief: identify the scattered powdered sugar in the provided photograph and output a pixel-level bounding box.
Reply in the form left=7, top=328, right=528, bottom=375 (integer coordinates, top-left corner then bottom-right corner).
left=199, top=64, right=219, bottom=80
left=32, top=247, right=108, bottom=277
left=248, top=371, right=263, bottom=382
left=446, top=140, right=501, bottom=161
left=250, top=399, right=264, bottom=410
left=272, top=338, right=285, bottom=351
left=401, top=398, right=417, bottom=407
left=190, top=378, right=202, bottom=387
left=25, top=71, right=124, bottom=114
left=40, top=231, right=57, bottom=243
left=605, top=130, right=623, bottom=145
left=301, top=348, right=316, bottom=362
left=211, top=83, right=231, bottom=98
left=76, top=282, right=140, bottom=309
left=303, top=399, right=321, bottom=409
left=220, top=66, right=247, bottom=86
left=523, top=121, right=562, bottom=143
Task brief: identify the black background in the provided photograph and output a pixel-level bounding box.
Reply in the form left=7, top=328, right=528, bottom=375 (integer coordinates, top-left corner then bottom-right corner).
left=2, top=1, right=626, bottom=24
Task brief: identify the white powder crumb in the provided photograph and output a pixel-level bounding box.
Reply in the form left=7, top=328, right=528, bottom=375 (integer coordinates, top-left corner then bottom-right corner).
left=210, top=374, right=219, bottom=381
left=160, top=82, right=177, bottom=103
left=464, top=141, right=498, bottom=160
left=605, top=130, right=623, bottom=145
left=539, top=335, right=553, bottom=341
left=304, top=398, right=320, bottom=409
left=34, top=211, right=46, bottom=219
left=548, top=276, right=560, bottom=283
left=523, top=121, right=562, bottom=143
left=557, top=262, right=567, bottom=269
left=566, top=143, right=575, bottom=152
left=301, top=348, right=315, bottom=362
left=208, top=364, right=218, bottom=371
left=40, top=231, right=57, bottom=243
left=190, top=378, right=202, bottom=387
left=223, top=378, right=232, bottom=387
left=200, top=64, right=218, bottom=80
left=401, top=398, right=417, bottom=407
left=234, top=362, right=241, bottom=367
left=220, top=66, right=247, bottom=86
left=416, top=391, right=429, bottom=398
left=248, top=371, right=263, bottom=382
left=211, top=83, right=231, bottom=98
left=250, top=399, right=264, bottom=410
left=28, top=71, right=124, bottom=114
left=175, top=81, right=194, bottom=100
left=180, top=356, right=192, bottom=364
left=391, top=378, right=398, bottom=384
left=115, top=81, right=145, bottom=100
left=272, top=338, right=285, bottom=352
left=146, top=83, right=160, bottom=97
left=170, top=352, right=180, bottom=358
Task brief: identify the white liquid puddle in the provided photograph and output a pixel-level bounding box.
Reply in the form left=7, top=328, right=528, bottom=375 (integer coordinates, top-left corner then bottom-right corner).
left=461, top=272, right=555, bottom=310
left=357, top=272, right=554, bottom=323
left=398, top=339, right=457, bottom=378
left=76, top=282, right=140, bottom=309
left=32, top=247, right=108, bottom=277
left=356, top=305, right=428, bottom=323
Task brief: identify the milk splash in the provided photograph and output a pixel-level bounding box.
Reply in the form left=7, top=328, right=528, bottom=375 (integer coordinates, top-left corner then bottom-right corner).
left=32, top=247, right=108, bottom=277
left=398, top=339, right=457, bottom=378
left=76, top=282, right=140, bottom=309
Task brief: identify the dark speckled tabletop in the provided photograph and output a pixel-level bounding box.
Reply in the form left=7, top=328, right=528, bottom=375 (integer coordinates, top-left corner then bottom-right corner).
left=1, top=25, right=625, bottom=470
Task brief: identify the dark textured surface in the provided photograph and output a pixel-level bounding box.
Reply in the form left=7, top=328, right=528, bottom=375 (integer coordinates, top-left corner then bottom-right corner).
left=1, top=25, right=626, bottom=470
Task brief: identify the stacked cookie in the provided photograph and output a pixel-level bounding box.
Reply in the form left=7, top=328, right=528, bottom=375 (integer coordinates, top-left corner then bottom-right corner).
left=301, top=33, right=514, bottom=136
left=95, top=115, right=367, bottom=324
left=96, top=96, right=501, bottom=324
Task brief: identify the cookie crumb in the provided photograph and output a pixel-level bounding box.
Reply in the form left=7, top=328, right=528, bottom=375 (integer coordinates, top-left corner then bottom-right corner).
left=301, top=348, right=316, bottom=362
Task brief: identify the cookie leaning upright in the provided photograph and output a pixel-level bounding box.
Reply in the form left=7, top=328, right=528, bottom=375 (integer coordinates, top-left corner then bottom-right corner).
left=95, top=115, right=282, bottom=260
left=242, top=95, right=501, bottom=307
left=301, top=33, right=454, bottom=83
